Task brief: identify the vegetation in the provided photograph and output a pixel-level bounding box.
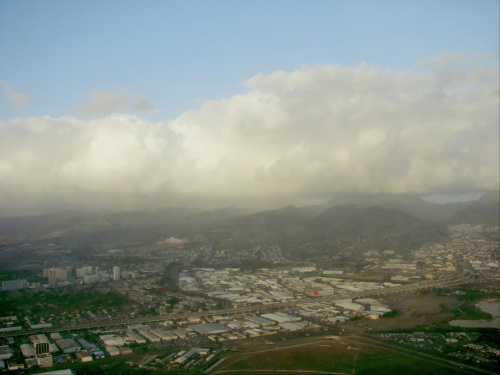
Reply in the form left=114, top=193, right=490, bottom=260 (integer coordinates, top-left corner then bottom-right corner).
left=452, top=304, right=493, bottom=320
left=457, top=288, right=500, bottom=302
left=0, top=287, right=126, bottom=316
left=220, top=341, right=480, bottom=375
left=382, top=310, right=399, bottom=318
left=0, top=268, right=37, bottom=282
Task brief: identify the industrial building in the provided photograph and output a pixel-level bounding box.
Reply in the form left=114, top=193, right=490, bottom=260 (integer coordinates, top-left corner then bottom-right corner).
left=261, top=312, right=301, bottom=323
left=135, top=327, right=161, bottom=343
left=149, top=329, right=178, bottom=341
left=189, top=323, right=231, bottom=335
left=75, top=351, right=93, bottom=362
left=56, top=339, right=80, bottom=354
left=245, top=315, right=274, bottom=326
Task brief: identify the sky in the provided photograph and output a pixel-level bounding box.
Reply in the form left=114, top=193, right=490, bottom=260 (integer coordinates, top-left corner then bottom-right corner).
left=0, top=0, right=499, bottom=216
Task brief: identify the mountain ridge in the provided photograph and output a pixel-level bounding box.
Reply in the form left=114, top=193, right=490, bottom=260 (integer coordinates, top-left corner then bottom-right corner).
left=0, top=194, right=496, bottom=247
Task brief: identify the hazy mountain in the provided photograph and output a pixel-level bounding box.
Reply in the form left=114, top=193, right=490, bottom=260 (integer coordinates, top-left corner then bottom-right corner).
left=477, top=190, right=500, bottom=205
left=0, top=206, right=242, bottom=245
left=0, top=193, right=495, bottom=249
left=215, top=203, right=447, bottom=253
left=322, top=194, right=475, bottom=222
left=449, top=191, right=500, bottom=226
left=307, top=205, right=445, bottom=243
left=219, top=205, right=313, bottom=245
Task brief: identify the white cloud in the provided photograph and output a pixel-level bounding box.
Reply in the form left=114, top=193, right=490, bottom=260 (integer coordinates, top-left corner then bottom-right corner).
left=1, top=81, right=29, bottom=109
left=0, top=55, right=498, bottom=215
left=75, top=90, right=153, bottom=116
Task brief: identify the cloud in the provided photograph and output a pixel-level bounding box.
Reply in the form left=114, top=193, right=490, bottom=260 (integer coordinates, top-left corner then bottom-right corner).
left=75, top=90, right=152, bottom=116
left=1, top=81, right=29, bottom=109
left=0, top=55, right=498, bottom=215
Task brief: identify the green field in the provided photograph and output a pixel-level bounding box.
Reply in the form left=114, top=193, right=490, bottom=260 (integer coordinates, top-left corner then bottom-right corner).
left=214, top=338, right=488, bottom=375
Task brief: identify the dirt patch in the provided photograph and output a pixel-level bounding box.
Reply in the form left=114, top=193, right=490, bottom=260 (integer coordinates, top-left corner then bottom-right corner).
left=355, top=292, right=458, bottom=331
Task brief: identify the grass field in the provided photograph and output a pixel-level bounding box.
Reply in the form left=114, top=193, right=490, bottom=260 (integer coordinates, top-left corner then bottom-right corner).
left=214, top=338, right=486, bottom=375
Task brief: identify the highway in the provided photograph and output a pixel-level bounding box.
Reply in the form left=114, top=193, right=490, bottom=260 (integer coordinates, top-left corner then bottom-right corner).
left=0, top=271, right=484, bottom=338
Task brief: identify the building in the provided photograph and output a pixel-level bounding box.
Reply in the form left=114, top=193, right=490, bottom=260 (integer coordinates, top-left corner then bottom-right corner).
left=245, top=315, right=274, bottom=326
left=47, top=269, right=57, bottom=286
left=76, top=266, right=94, bottom=278
left=43, top=267, right=72, bottom=285
left=99, top=334, right=126, bottom=347
left=77, top=339, right=97, bottom=350
left=29, top=335, right=52, bottom=367
left=175, top=348, right=209, bottom=364
left=75, top=351, right=93, bottom=362
left=1, top=279, right=28, bottom=291
left=113, top=266, right=121, bottom=281
left=189, top=323, right=231, bottom=335
left=261, top=312, right=301, bottom=324
left=30, top=335, right=50, bottom=355
left=83, top=274, right=100, bottom=284
left=149, top=329, right=178, bottom=341
left=135, top=328, right=161, bottom=343
left=0, top=346, right=13, bottom=360
left=56, top=339, right=80, bottom=354
left=20, top=344, right=35, bottom=358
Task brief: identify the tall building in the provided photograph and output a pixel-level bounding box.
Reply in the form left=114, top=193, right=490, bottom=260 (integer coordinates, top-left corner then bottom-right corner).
left=47, top=269, right=57, bottom=286
left=113, top=266, right=121, bottom=281
left=55, top=267, right=71, bottom=280
left=76, top=266, right=94, bottom=278
left=43, top=267, right=72, bottom=285
left=83, top=274, right=100, bottom=284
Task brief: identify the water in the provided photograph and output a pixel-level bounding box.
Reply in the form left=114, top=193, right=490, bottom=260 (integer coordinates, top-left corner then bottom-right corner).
left=477, top=300, right=500, bottom=317
left=449, top=300, right=500, bottom=328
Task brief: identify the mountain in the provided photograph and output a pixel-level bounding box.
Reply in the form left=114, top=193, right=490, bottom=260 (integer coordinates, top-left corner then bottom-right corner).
left=0, top=193, right=494, bottom=250
left=0, top=206, right=244, bottom=245
left=219, top=205, right=314, bottom=245
left=322, top=194, right=475, bottom=223
left=449, top=191, right=500, bottom=226
left=309, top=205, right=436, bottom=238
left=216, top=203, right=446, bottom=253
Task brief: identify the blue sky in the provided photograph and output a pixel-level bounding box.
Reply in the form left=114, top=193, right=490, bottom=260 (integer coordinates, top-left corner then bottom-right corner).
left=1, top=0, right=498, bottom=121
left=0, top=1, right=499, bottom=215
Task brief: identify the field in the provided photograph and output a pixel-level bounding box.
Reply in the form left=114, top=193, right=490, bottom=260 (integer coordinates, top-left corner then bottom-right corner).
left=213, top=337, right=488, bottom=375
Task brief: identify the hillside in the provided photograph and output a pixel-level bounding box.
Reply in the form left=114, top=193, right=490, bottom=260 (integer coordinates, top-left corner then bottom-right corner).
left=0, top=193, right=494, bottom=253
left=449, top=191, right=500, bottom=226
left=322, top=194, right=474, bottom=223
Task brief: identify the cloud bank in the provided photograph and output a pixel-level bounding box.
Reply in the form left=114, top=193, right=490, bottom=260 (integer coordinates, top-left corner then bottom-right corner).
left=1, top=57, right=498, bottom=215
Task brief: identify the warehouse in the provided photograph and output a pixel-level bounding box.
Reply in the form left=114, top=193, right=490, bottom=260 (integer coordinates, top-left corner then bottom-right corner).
left=75, top=351, right=93, bottom=362
left=20, top=344, right=35, bottom=358
left=189, top=323, right=231, bottom=335
left=77, top=339, right=97, bottom=350
left=245, top=315, right=274, bottom=326
left=135, top=328, right=161, bottom=343
left=99, top=334, right=126, bottom=347
left=124, top=331, right=146, bottom=344
left=56, top=339, right=80, bottom=354
left=261, top=312, right=301, bottom=323
left=149, top=329, right=178, bottom=341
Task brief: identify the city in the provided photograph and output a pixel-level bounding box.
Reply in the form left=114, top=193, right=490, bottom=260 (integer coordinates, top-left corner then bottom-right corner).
left=0, top=222, right=498, bottom=373
left=1, top=1, right=499, bottom=374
